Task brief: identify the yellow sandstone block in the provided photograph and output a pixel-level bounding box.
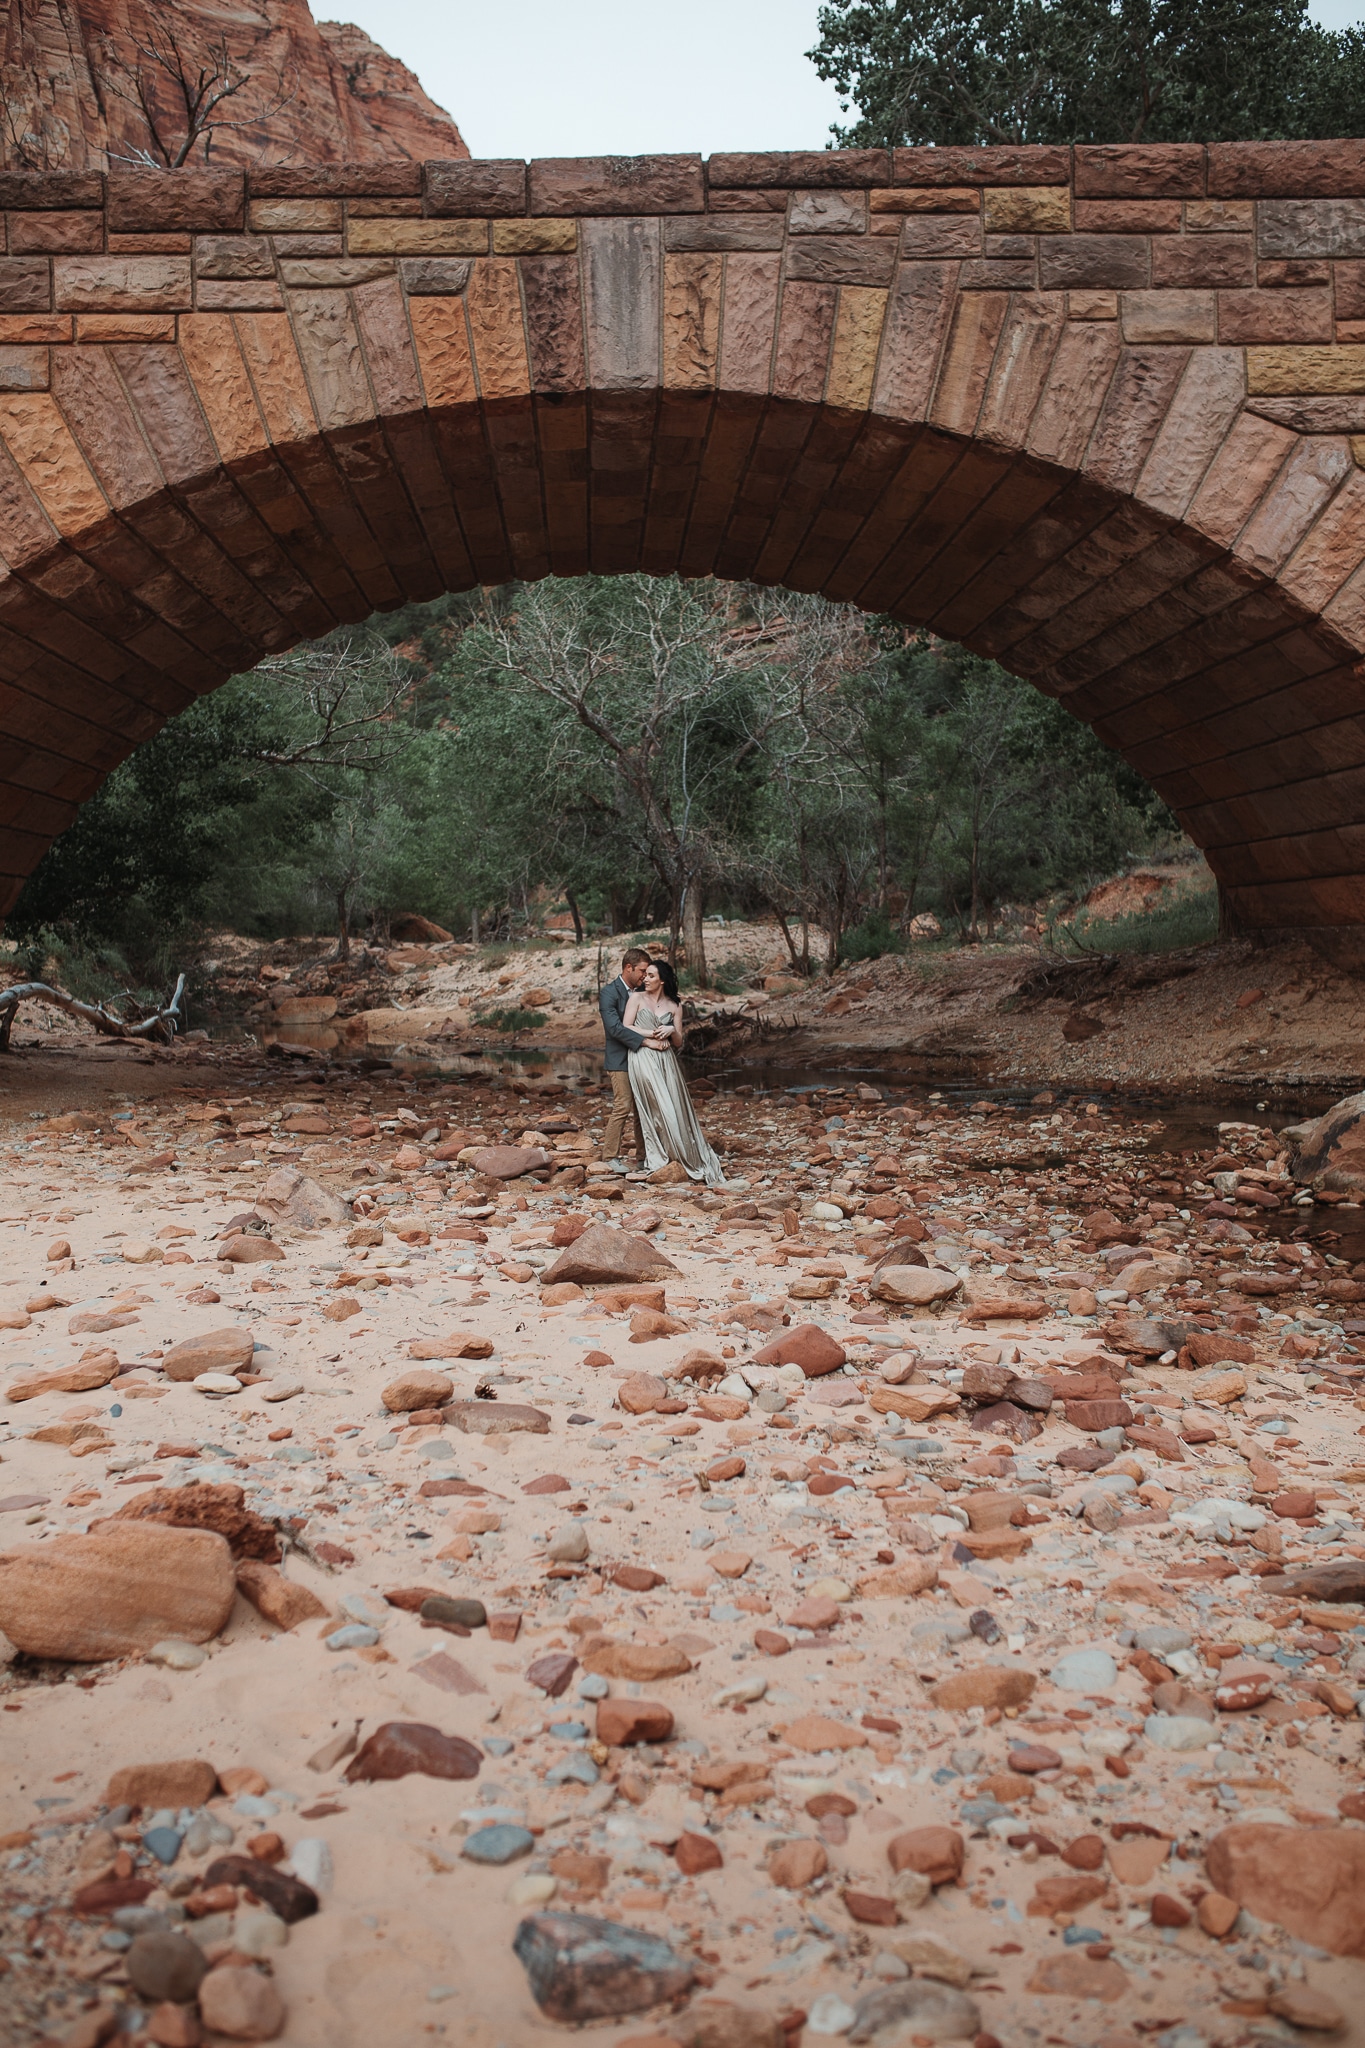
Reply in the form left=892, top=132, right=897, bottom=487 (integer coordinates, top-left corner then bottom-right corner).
left=1247, top=344, right=1365, bottom=395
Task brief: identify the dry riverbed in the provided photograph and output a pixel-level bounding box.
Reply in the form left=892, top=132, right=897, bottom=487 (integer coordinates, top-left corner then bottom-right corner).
left=0, top=1043, right=1362, bottom=2048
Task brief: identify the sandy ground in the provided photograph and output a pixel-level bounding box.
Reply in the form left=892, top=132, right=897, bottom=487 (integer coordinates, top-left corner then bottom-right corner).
left=0, top=1035, right=1363, bottom=2048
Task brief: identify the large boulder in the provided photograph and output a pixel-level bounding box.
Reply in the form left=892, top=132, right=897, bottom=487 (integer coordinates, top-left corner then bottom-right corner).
left=1205, top=1824, right=1365, bottom=1956
left=97, top=1482, right=281, bottom=1561
left=468, top=1146, right=552, bottom=1180
left=872, top=1265, right=961, bottom=1308
left=541, top=1224, right=678, bottom=1286
left=0, top=1523, right=236, bottom=1661
left=1281, top=1089, right=1365, bottom=1195
left=254, top=1168, right=349, bottom=1229
left=161, top=1327, right=255, bottom=1383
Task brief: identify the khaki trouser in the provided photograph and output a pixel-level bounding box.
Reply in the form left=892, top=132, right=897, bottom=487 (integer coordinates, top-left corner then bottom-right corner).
left=602, top=1069, right=643, bottom=1160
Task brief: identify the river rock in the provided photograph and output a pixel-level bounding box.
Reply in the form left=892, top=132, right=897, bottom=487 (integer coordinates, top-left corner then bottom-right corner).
left=344, top=1722, right=482, bottom=1784
left=1027, top=1952, right=1130, bottom=2001
left=929, top=1666, right=1037, bottom=1711
left=464, top=1824, right=535, bottom=1865
left=513, top=1910, right=694, bottom=2022
left=0, top=1522, right=235, bottom=1661
left=98, top=1482, right=280, bottom=1562
left=202, top=1856, right=318, bottom=1924
left=1281, top=1089, right=1365, bottom=1194
left=470, top=1145, right=553, bottom=1180
left=541, top=1224, right=678, bottom=1285
left=887, top=1826, right=964, bottom=1887
left=596, top=1698, right=674, bottom=1745
left=856, top=1559, right=937, bottom=1598
left=126, top=1931, right=209, bottom=2004
left=161, top=1328, right=255, bottom=1382
left=446, top=1400, right=549, bottom=1435
left=1050, top=1648, right=1118, bottom=1692
left=235, top=1560, right=328, bottom=1631
left=581, top=1636, right=690, bottom=1680
left=6, top=1348, right=123, bottom=1402
left=382, top=1369, right=455, bottom=1413
left=752, top=1325, right=847, bottom=1376
left=197, top=1964, right=286, bottom=2040
left=1205, top=1824, right=1365, bottom=1955
left=106, top=1758, right=217, bottom=1808
left=768, top=1837, right=827, bottom=1888
left=254, top=1168, right=349, bottom=1229
left=616, top=1371, right=668, bottom=1414
left=848, top=1980, right=982, bottom=2044
left=871, top=1265, right=961, bottom=1307
left=868, top=1384, right=959, bottom=1421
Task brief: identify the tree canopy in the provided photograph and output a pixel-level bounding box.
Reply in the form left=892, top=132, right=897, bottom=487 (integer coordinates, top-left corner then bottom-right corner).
left=809, top=0, right=1365, bottom=148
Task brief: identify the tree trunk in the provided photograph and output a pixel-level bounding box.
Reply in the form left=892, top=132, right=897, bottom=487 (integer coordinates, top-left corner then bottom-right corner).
left=682, top=875, right=708, bottom=988
left=1217, top=881, right=1244, bottom=939
left=471, top=903, right=480, bottom=945
left=566, top=890, right=584, bottom=944
left=772, top=906, right=801, bottom=972
left=336, top=888, right=351, bottom=964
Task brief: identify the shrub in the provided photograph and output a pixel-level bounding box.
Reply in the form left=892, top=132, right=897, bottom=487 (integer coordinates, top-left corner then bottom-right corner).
left=1057, top=885, right=1218, bottom=956
left=473, top=1006, right=548, bottom=1034
left=839, top=909, right=904, bottom=963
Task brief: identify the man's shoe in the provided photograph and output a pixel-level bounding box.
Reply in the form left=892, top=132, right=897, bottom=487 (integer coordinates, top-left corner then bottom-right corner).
left=608, top=1158, right=629, bottom=1174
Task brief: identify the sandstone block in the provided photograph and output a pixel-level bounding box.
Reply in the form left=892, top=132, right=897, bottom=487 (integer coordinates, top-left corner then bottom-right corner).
left=161, top=1327, right=254, bottom=1382
left=752, top=1324, right=847, bottom=1375
left=382, top=1369, right=455, bottom=1412
left=1205, top=1824, right=1365, bottom=1955
left=235, top=1561, right=327, bottom=1631
left=596, top=1698, right=674, bottom=1745
left=887, top=1825, right=964, bottom=1887
left=106, top=1759, right=218, bottom=1810
left=0, top=1523, right=235, bottom=1661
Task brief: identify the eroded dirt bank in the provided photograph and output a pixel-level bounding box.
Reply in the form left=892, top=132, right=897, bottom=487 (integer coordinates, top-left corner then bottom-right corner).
left=0, top=1030, right=1362, bottom=2048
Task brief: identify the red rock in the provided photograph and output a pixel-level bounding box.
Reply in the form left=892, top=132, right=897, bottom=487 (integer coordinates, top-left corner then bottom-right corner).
left=513, top=1910, right=694, bottom=2023
left=99, top=1482, right=280, bottom=1561
left=928, top=1666, right=1037, bottom=1711
left=597, top=1698, right=674, bottom=1745
left=201, top=1856, right=318, bottom=1924
left=1028, top=1873, right=1108, bottom=1915
left=71, top=1876, right=156, bottom=1915
left=234, top=1560, right=327, bottom=1631
left=5, top=1348, right=122, bottom=1401
left=768, top=1838, right=827, bottom=1888
left=343, top=1722, right=482, bottom=1785
left=1205, top=1824, right=1365, bottom=1955
left=0, top=1522, right=235, bottom=1661
left=409, top=1335, right=494, bottom=1360
left=1267, top=1986, right=1346, bottom=2031
left=216, top=1235, right=285, bottom=1266
left=674, top=1831, right=723, bottom=1875
left=160, top=1328, right=254, bottom=1382
left=785, top=1596, right=842, bottom=1631
left=1008, top=1743, right=1062, bottom=1773
left=382, top=1369, right=455, bottom=1413
left=1064, top=1399, right=1134, bottom=1431
left=1026, top=1952, right=1129, bottom=2000
left=887, top=1826, right=964, bottom=1887
left=541, top=1224, right=678, bottom=1286
left=1270, top=1490, right=1317, bottom=1519
left=526, top=1653, right=578, bottom=1695
left=552, top=1216, right=589, bottom=1246
left=106, top=1759, right=217, bottom=1809
left=1214, top=1673, right=1275, bottom=1712
left=754, top=1629, right=791, bottom=1656
left=1062, top=1835, right=1106, bottom=1870
left=616, top=1372, right=669, bottom=1414
left=753, top=1324, right=847, bottom=1376
left=1149, top=1891, right=1191, bottom=1927
left=197, top=1963, right=285, bottom=2041
left=607, top=1564, right=666, bottom=1591
left=1198, top=1890, right=1239, bottom=1936
left=580, top=1637, right=691, bottom=1681
left=843, top=1888, right=898, bottom=1925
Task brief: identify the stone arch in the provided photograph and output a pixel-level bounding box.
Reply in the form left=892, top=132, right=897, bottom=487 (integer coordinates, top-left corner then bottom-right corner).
left=3, top=145, right=1365, bottom=945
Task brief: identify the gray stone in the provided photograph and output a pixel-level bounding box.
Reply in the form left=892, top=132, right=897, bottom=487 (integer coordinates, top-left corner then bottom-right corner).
left=463, top=1824, right=535, bottom=1865
left=513, top=1910, right=694, bottom=2023
left=141, top=1827, right=183, bottom=1865
left=1050, top=1648, right=1118, bottom=1692
left=1144, top=1713, right=1218, bottom=1751
left=582, top=220, right=661, bottom=392
left=125, top=1930, right=209, bottom=2004
left=1134, top=1626, right=1194, bottom=1657
left=848, top=1977, right=983, bottom=2043
left=325, top=1623, right=379, bottom=1651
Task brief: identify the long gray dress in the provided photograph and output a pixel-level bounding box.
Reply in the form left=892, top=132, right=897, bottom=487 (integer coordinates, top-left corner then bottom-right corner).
left=627, top=1001, right=726, bottom=1186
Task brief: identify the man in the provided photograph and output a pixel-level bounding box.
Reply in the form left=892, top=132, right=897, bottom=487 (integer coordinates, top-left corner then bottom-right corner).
left=599, top=947, right=651, bottom=1172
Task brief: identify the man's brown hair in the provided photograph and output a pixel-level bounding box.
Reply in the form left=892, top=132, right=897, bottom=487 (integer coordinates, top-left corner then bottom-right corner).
left=621, top=947, right=650, bottom=968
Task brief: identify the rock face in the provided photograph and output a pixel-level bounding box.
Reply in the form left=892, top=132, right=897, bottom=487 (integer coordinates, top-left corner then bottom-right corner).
left=0, top=1522, right=236, bottom=1660
left=1205, top=1824, right=1365, bottom=1955
left=1, top=0, right=465, bottom=172
left=513, top=1910, right=694, bottom=2022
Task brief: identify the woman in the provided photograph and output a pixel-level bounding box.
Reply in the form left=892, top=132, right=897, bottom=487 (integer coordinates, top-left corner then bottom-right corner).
left=622, top=958, right=726, bottom=1186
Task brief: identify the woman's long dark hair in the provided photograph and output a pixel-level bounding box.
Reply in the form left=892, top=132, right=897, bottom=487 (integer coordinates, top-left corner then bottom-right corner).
left=650, top=957, right=681, bottom=1005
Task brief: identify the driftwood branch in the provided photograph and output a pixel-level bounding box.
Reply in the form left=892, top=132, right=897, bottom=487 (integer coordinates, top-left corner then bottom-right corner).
left=0, top=974, right=186, bottom=1052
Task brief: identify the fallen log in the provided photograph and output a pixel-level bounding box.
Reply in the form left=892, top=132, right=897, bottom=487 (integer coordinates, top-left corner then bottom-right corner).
left=0, top=973, right=186, bottom=1051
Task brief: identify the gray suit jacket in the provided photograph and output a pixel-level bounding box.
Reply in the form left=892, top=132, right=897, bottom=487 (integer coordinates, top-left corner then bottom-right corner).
left=599, top=976, right=645, bottom=1072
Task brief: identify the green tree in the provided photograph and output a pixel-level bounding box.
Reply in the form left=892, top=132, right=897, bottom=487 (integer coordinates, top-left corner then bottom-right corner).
left=810, top=0, right=1365, bottom=147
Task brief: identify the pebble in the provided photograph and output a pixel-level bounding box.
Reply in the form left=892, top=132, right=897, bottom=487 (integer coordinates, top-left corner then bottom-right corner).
left=463, top=1824, right=535, bottom=1865
left=145, top=1640, right=207, bottom=1671
left=325, top=1623, right=380, bottom=1651
left=1049, top=1648, right=1118, bottom=1691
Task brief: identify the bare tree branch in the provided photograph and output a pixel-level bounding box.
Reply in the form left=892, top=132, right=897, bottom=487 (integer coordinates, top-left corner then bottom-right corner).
left=0, top=974, right=185, bottom=1052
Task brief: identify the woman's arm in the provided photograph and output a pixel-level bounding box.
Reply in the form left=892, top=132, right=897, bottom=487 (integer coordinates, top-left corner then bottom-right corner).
left=664, top=1003, right=683, bottom=1048
left=622, top=991, right=642, bottom=1028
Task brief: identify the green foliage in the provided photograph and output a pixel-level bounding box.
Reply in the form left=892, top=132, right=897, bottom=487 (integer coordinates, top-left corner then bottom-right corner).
left=1054, top=883, right=1219, bottom=954
left=840, top=908, right=905, bottom=961
left=810, top=0, right=1365, bottom=148
left=472, top=1006, right=549, bottom=1034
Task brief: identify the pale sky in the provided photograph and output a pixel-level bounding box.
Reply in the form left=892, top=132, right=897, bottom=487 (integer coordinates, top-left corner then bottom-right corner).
left=336, top=0, right=1364, bottom=161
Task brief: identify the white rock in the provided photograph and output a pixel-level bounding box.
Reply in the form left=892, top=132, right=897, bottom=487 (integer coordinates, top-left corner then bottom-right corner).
left=193, top=1372, right=243, bottom=1397
left=145, top=1640, right=206, bottom=1670
left=716, top=1374, right=753, bottom=1404
left=709, top=1675, right=767, bottom=1709
left=260, top=1381, right=304, bottom=1404
left=286, top=1837, right=333, bottom=1896
left=1050, top=1648, right=1118, bottom=1692
left=546, top=1522, right=589, bottom=1563
left=1082, top=1727, right=1132, bottom=1758
left=806, top=1993, right=857, bottom=2036
left=1144, top=1713, right=1218, bottom=1751
left=233, top=1905, right=288, bottom=1955
left=507, top=1873, right=556, bottom=1907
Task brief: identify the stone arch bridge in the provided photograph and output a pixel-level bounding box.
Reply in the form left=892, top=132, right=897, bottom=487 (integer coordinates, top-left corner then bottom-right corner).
left=4, top=142, right=1365, bottom=946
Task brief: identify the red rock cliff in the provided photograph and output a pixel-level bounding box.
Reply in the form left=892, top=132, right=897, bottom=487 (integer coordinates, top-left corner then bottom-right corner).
left=0, top=0, right=466, bottom=169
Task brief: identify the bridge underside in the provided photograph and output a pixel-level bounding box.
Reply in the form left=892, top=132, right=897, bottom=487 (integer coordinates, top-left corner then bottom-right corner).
left=2, top=143, right=1365, bottom=942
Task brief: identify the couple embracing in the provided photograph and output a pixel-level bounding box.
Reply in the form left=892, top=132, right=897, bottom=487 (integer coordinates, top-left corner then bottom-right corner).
left=598, top=948, right=725, bottom=1187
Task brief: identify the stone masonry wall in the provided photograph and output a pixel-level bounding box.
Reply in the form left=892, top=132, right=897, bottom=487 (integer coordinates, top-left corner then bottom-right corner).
left=4, top=144, right=1365, bottom=934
